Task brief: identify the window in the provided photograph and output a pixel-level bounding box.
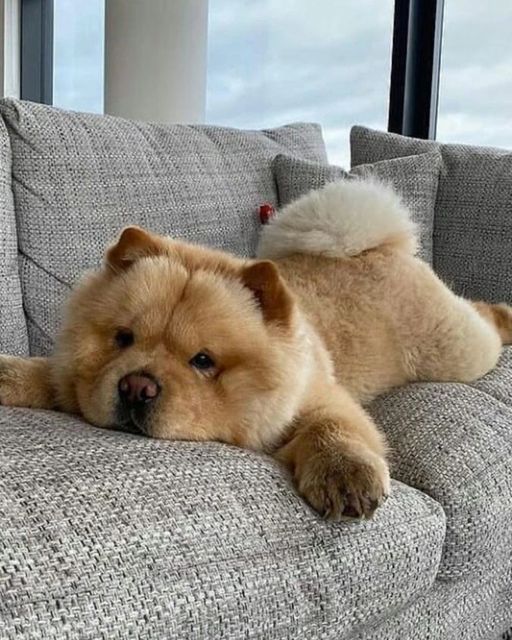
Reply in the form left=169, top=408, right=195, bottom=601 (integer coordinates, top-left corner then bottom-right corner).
left=53, top=0, right=105, bottom=113
left=437, top=2, right=512, bottom=148
left=207, top=0, right=394, bottom=167
left=25, top=0, right=512, bottom=152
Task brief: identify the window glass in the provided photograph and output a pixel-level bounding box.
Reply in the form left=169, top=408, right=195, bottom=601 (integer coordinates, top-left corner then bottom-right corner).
left=53, top=0, right=105, bottom=113
left=437, top=2, right=512, bottom=148
left=207, top=0, right=394, bottom=167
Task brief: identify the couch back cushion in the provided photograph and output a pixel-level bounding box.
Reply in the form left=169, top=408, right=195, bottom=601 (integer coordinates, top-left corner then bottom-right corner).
left=273, top=151, right=442, bottom=264
left=0, top=117, right=28, bottom=355
left=351, top=126, right=512, bottom=303
left=0, top=99, right=326, bottom=355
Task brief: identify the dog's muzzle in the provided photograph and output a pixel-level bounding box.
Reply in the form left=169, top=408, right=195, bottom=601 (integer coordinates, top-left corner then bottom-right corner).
left=115, top=371, right=161, bottom=435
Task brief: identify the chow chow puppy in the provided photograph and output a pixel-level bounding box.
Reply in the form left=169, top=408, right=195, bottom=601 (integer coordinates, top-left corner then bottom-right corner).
left=1, top=179, right=511, bottom=520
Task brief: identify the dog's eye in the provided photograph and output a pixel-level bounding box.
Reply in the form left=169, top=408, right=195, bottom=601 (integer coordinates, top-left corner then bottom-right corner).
left=115, top=328, right=134, bottom=349
left=189, top=352, right=215, bottom=371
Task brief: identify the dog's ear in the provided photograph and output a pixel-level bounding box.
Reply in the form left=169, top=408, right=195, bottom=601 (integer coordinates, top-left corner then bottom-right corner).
left=105, top=226, right=168, bottom=272
left=241, top=260, right=294, bottom=326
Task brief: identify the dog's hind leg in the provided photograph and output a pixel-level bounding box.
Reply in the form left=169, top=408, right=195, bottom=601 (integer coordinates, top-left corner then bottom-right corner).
left=0, top=355, right=55, bottom=409
left=472, top=301, right=512, bottom=345
left=413, top=296, right=504, bottom=384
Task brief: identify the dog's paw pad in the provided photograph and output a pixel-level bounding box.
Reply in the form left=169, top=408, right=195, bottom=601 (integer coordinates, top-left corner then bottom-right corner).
left=297, top=449, right=390, bottom=522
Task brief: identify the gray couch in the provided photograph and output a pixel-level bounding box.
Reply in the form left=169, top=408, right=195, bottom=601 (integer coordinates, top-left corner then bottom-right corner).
left=0, top=99, right=510, bottom=639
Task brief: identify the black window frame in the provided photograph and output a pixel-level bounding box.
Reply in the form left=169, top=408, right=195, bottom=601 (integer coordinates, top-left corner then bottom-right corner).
left=20, top=0, right=54, bottom=104
left=388, top=0, right=445, bottom=139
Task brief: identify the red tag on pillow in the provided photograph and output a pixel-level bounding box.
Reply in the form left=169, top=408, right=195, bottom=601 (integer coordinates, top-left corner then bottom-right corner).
left=259, top=202, right=275, bottom=224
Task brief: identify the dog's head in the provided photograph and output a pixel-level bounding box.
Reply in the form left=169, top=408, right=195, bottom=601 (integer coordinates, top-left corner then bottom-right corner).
left=58, top=227, right=309, bottom=449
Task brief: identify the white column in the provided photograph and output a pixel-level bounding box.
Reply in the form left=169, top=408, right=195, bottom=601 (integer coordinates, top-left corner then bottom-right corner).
left=0, top=0, right=20, bottom=98
left=104, top=0, right=209, bottom=123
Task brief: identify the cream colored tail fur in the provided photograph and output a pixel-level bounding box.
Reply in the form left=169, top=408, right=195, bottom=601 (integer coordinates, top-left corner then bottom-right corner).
left=257, top=178, right=417, bottom=260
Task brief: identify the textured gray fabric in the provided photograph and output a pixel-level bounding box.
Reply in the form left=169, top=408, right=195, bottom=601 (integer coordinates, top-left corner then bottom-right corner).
left=356, top=571, right=512, bottom=640
left=0, top=98, right=327, bottom=356
left=0, top=407, right=445, bottom=639
left=350, top=126, right=439, bottom=166
left=470, top=346, right=512, bottom=409
left=274, top=155, right=345, bottom=206
left=273, top=152, right=441, bottom=263
left=0, top=118, right=28, bottom=355
left=350, top=125, right=512, bottom=302
left=368, top=363, right=512, bottom=582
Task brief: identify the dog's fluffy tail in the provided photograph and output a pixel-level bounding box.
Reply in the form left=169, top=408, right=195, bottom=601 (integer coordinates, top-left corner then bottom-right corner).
left=473, top=301, right=512, bottom=345
left=257, top=178, right=418, bottom=260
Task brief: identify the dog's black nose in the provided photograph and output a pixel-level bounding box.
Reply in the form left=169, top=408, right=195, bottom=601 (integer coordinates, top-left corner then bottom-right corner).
left=118, top=372, right=161, bottom=407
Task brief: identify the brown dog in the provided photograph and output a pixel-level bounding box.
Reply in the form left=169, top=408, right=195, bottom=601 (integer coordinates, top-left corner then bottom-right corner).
left=1, top=179, right=510, bottom=520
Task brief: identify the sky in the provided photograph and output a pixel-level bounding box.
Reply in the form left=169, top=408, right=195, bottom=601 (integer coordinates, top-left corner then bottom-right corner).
left=53, top=0, right=104, bottom=114
left=206, top=0, right=394, bottom=167
left=52, top=0, right=512, bottom=167
left=437, top=1, right=512, bottom=148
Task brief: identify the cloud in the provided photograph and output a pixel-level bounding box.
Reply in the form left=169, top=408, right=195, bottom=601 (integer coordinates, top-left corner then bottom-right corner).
left=53, top=0, right=104, bottom=113
left=51, top=1, right=512, bottom=156
left=437, top=1, right=512, bottom=149
left=207, top=0, right=394, bottom=167
left=208, top=0, right=512, bottom=159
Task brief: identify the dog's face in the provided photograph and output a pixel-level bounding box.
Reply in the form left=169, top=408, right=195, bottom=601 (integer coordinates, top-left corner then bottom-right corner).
left=58, top=227, right=308, bottom=449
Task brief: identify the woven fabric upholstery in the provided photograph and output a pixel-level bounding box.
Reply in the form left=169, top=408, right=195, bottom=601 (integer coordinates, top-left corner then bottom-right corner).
left=358, top=571, right=512, bottom=640
left=350, top=125, right=512, bottom=302
left=350, top=126, right=439, bottom=166
left=273, top=152, right=441, bottom=263
left=0, top=407, right=445, bottom=640
left=368, top=352, right=512, bottom=582
left=0, top=118, right=28, bottom=355
left=0, top=98, right=327, bottom=356
left=470, top=346, right=512, bottom=409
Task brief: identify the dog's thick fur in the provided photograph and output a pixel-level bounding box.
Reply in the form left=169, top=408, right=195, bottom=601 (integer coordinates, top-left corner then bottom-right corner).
left=1, top=179, right=510, bottom=520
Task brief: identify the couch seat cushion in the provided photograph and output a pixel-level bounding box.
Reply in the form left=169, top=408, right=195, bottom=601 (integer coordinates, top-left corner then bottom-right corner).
left=369, top=357, right=512, bottom=581
left=0, top=408, right=445, bottom=640
left=470, top=346, right=512, bottom=409
left=0, top=98, right=327, bottom=356
left=273, top=151, right=442, bottom=263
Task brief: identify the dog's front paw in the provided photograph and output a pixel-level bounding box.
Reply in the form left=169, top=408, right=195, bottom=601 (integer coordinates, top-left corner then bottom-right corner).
left=0, top=355, right=23, bottom=406
left=0, top=355, right=53, bottom=409
left=295, top=445, right=390, bottom=521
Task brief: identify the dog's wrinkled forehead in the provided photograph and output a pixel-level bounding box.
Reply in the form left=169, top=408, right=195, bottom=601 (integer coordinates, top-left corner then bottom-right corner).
left=116, top=256, right=256, bottom=323
left=102, top=225, right=295, bottom=330
left=116, top=256, right=189, bottom=313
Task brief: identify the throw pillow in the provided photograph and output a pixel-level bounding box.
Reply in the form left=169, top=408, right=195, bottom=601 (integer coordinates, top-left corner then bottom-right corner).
left=273, top=152, right=442, bottom=264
